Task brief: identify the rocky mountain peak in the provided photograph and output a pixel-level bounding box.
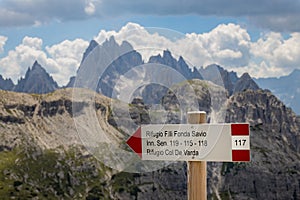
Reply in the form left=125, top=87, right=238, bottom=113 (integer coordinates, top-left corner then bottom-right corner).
left=0, top=85, right=299, bottom=199
left=81, top=39, right=99, bottom=64
left=199, top=64, right=237, bottom=91
left=233, top=72, right=259, bottom=93
left=80, top=37, right=135, bottom=67
left=199, top=65, right=259, bottom=95
left=101, top=36, right=134, bottom=53
left=239, top=72, right=251, bottom=79
left=0, top=75, right=14, bottom=91
left=162, top=50, right=177, bottom=66
left=223, top=89, right=300, bottom=199
left=32, top=60, right=42, bottom=70
left=103, top=36, right=117, bottom=49
left=178, top=56, right=186, bottom=66
left=226, top=89, right=300, bottom=149
left=14, top=61, right=59, bottom=94
left=148, top=50, right=172, bottom=65
left=289, top=68, right=300, bottom=79
left=255, top=68, right=300, bottom=115
left=163, top=49, right=173, bottom=58
left=149, top=50, right=202, bottom=80
left=120, top=40, right=134, bottom=51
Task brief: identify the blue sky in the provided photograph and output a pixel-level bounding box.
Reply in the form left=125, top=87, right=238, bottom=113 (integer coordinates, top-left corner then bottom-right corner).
left=0, top=0, right=300, bottom=85
left=1, top=15, right=252, bottom=53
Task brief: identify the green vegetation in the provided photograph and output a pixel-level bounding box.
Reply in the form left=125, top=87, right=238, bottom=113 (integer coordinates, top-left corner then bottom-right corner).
left=211, top=191, right=232, bottom=200
left=111, top=172, right=141, bottom=199
left=0, top=145, right=111, bottom=199
left=0, top=144, right=147, bottom=199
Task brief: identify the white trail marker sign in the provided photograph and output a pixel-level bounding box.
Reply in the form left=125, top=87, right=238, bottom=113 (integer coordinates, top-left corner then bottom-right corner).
left=126, top=123, right=250, bottom=162
left=126, top=111, right=251, bottom=200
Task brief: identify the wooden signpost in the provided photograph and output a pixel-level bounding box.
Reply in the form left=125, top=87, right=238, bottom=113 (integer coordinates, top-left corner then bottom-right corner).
left=126, top=111, right=250, bottom=200
left=187, top=111, right=207, bottom=200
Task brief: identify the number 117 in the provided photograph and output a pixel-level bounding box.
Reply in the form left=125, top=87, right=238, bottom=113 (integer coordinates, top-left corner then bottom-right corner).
left=235, top=139, right=246, bottom=146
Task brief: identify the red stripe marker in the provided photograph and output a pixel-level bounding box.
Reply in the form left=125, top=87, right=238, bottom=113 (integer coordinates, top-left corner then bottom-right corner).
left=231, top=124, right=249, bottom=135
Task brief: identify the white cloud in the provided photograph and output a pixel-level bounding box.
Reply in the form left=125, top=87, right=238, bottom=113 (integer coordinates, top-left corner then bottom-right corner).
left=0, top=36, right=54, bottom=82
left=0, top=0, right=87, bottom=27
left=46, top=39, right=89, bottom=85
left=250, top=32, right=300, bottom=77
left=94, top=22, right=176, bottom=62
left=179, top=23, right=251, bottom=68
left=0, top=36, right=88, bottom=86
left=273, top=33, right=300, bottom=69
left=22, top=36, right=43, bottom=50
left=85, top=3, right=95, bottom=15
left=94, top=22, right=251, bottom=68
left=1, top=0, right=300, bottom=32
left=0, top=36, right=8, bottom=54
left=46, top=39, right=88, bottom=61
left=84, top=0, right=101, bottom=15
left=1, top=22, right=300, bottom=89
left=94, top=22, right=300, bottom=78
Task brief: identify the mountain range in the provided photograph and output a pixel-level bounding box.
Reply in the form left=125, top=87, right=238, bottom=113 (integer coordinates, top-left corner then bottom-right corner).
left=255, top=69, right=300, bottom=115
left=14, top=61, right=59, bottom=94
left=0, top=37, right=298, bottom=116
left=0, top=36, right=299, bottom=199
left=0, top=75, right=14, bottom=91
left=0, top=61, right=59, bottom=94
left=0, top=82, right=299, bottom=199
left=0, top=36, right=259, bottom=103
left=66, top=37, right=260, bottom=106
left=199, top=64, right=260, bottom=95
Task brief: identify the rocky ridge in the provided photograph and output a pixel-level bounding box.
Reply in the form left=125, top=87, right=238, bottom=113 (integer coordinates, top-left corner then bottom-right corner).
left=148, top=50, right=202, bottom=80
left=0, top=88, right=188, bottom=199
left=255, top=69, right=300, bottom=115
left=199, top=64, right=259, bottom=95
left=0, top=75, right=14, bottom=91
left=0, top=80, right=299, bottom=199
left=14, top=61, right=59, bottom=94
left=0, top=37, right=298, bottom=200
left=223, top=89, right=300, bottom=199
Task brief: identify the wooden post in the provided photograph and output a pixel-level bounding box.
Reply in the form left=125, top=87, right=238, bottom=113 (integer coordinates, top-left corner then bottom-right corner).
left=187, top=111, right=207, bottom=200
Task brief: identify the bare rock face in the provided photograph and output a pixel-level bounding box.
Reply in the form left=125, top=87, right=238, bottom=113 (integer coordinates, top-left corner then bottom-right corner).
left=226, top=89, right=300, bottom=150
left=81, top=39, right=99, bottom=64
left=199, top=65, right=260, bottom=96
left=233, top=73, right=259, bottom=93
left=149, top=50, right=203, bottom=80
left=0, top=85, right=299, bottom=199
left=14, top=61, right=59, bottom=94
left=199, top=64, right=239, bottom=95
left=0, top=75, right=14, bottom=90
left=255, top=69, right=300, bottom=115
left=221, top=89, right=300, bottom=199
left=110, top=81, right=300, bottom=199
left=0, top=88, right=190, bottom=199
